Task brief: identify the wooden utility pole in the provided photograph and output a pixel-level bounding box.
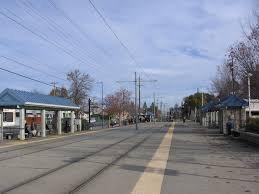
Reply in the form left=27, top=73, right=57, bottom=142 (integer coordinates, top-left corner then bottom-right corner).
left=88, top=98, right=91, bottom=129
left=51, top=81, right=57, bottom=96
left=117, top=74, right=157, bottom=129
left=138, top=76, right=141, bottom=111
left=135, top=72, right=138, bottom=130
left=153, top=92, right=156, bottom=122
left=116, top=73, right=139, bottom=130
left=96, top=82, right=104, bottom=128
left=248, top=73, right=252, bottom=117
left=0, top=109, right=3, bottom=141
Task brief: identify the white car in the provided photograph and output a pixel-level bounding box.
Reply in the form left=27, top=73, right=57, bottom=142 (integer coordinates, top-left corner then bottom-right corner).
left=90, top=118, right=96, bottom=123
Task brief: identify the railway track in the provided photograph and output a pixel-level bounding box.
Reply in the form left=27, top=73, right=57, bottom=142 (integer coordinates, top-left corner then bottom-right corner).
left=0, top=126, right=158, bottom=194
left=0, top=127, right=124, bottom=162
left=68, top=134, right=152, bottom=194
left=0, top=127, right=121, bottom=154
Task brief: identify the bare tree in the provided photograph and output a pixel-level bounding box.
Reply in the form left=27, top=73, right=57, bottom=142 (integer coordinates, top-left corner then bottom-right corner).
left=211, top=13, right=259, bottom=98
left=49, top=86, right=69, bottom=98
left=211, top=63, right=238, bottom=98
left=67, top=69, right=93, bottom=108
left=104, top=88, right=133, bottom=124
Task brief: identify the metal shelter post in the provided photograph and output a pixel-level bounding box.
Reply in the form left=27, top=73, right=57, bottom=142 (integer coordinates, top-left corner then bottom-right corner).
left=0, top=109, right=3, bottom=141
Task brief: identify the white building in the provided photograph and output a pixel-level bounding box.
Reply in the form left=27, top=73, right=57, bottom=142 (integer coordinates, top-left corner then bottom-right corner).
left=246, top=99, right=259, bottom=118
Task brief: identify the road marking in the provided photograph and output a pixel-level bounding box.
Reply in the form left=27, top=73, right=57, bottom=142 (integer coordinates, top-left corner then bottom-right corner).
left=131, top=123, right=174, bottom=194
left=0, top=128, right=111, bottom=149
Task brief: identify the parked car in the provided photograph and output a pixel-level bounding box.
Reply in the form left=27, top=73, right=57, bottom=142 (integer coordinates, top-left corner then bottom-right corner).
left=90, top=118, right=96, bottom=123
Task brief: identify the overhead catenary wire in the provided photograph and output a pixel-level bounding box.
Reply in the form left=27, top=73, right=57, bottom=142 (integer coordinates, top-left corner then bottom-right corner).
left=4, top=7, right=103, bottom=71
left=0, top=41, right=68, bottom=76
left=47, top=0, right=142, bottom=75
left=18, top=0, right=106, bottom=70
left=0, top=10, right=102, bottom=71
left=6, top=2, right=125, bottom=76
left=0, top=56, right=67, bottom=82
left=88, top=0, right=151, bottom=79
left=0, top=1, right=156, bottom=101
left=47, top=0, right=113, bottom=59
left=0, top=66, right=53, bottom=87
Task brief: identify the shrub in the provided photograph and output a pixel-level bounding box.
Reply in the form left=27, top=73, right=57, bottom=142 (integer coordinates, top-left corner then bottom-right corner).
left=246, top=118, right=259, bottom=134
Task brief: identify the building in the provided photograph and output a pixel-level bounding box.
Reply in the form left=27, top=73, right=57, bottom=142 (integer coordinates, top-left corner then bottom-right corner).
left=0, top=88, right=80, bottom=140
left=202, top=95, right=248, bottom=135
left=245, top=99, right=259, bottom=118
left=201, top=100, right=219, bottom=128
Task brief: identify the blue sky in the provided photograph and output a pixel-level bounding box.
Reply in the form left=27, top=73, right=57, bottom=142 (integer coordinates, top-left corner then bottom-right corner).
left=0, top=0, right=257, bottom=107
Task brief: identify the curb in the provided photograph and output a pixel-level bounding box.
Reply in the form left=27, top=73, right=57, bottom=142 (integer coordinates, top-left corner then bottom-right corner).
left=0, top=127, right=111, bottom=149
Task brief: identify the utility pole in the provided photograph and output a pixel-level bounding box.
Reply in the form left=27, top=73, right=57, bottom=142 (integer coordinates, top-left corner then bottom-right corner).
left=88, top=98, right=91, bottom=129
left=96, top=82, right=104, bottom=128
left=0, top=109, right=3, bottom=141
left=152, top=96, right=164, bottom=122
left=248, top=73, right=252, bottom=118
left=153, top=92, right=156, bottom=122
left=228, top=54, right=235, bottom=95
left=163, top=103, right=167, bottom=121
left=135, top=72, right=138, bottom=130
left=160, top=101, right=163, bottom=122
left=122, top=90, right=125, bottom=125
left=201, top=92, right=204, bottom=106
left=117, top=75, right=157, bottom=130
left=138, top=76, right=141, bottom=112
left=51, top=81, right=57, bottom=96
left=116, top=73, right=139, bottom=130
left=137, top=76, right=157, bottom=123
left=231, top=57, right=234, bottom=94
left=101, top=83, right=104, bottom=128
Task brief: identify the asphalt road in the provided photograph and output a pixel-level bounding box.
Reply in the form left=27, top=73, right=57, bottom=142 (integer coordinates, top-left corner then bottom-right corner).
left=0, top=122, right=258, bottom=194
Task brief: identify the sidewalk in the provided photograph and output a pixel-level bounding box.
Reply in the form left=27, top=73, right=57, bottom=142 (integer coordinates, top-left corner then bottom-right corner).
left=179, top=120, right=259, bottom=169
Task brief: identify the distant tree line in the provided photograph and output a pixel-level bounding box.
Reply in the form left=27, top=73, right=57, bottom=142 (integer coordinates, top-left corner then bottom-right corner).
left=182, top=92, right=215, bottom=119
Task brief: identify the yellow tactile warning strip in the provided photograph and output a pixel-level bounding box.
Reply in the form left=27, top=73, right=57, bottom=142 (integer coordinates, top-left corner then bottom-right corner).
left=0, top=128, right=111, bottom=149
left=131, top=123, right=174, bottom=194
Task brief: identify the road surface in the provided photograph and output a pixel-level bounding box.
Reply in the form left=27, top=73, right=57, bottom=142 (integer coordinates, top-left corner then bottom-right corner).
left=0, top=122, right=258, bottom=194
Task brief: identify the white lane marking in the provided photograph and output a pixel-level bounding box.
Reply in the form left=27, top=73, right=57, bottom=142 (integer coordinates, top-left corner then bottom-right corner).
left=131, top=123, right=174, bottom=194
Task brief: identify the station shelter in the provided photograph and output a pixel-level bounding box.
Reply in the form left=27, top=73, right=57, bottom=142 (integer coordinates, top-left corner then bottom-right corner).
left=201, top=100, right=220, bottom=128
left=216, top=95, right=248, bottom=135
left=0, top=88, right=80, bottom=140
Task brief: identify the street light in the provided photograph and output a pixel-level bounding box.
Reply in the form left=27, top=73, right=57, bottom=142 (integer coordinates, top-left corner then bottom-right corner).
left=96, top=81, right=104, bottom=128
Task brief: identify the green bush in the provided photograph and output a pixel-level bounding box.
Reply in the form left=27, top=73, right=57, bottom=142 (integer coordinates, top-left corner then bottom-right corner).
left=246, top=118, right=259, bottom=134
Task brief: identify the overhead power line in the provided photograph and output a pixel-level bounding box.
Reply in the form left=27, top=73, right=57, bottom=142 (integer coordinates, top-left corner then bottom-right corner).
left=88, top=0, right=151, bottom=78
left=18, top=0, right=103, bottom=69
left=0, top=41, right=67, bottom=76
left=0, top=10, right=100, bottom=70
left=0, top=66, right=53, bottom=87
left=47, top=0, right=112, bottom=59
left=0, top=56, right=67, bottom=82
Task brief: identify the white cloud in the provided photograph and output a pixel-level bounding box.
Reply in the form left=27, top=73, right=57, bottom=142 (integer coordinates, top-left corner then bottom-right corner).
left=142, top=68, right=187, bottom=77
left=0, top=0, right=256, bottom=106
